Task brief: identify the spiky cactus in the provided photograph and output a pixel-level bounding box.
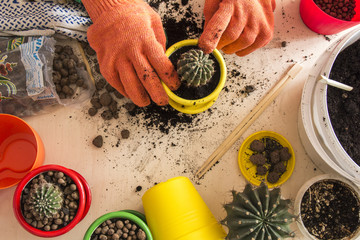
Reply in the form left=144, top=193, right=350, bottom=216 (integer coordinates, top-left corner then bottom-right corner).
left=221, top=183, right=295, bottom=240
left=28, top=183, right=63, bottom=218
left=176, top=49, right=215, bottom=87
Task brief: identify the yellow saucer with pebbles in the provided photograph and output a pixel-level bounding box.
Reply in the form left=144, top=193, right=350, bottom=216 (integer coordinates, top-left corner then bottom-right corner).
left=238, top=131, right=295, bottom=188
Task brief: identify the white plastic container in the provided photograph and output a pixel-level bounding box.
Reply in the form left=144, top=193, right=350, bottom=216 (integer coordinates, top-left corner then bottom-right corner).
left=298, top=28, right=360, bottom=186
left=294, top=174, right=360, bottom=240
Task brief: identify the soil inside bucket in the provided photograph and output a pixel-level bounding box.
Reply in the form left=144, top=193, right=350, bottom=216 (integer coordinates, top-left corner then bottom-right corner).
left=169, top=45, right=221, bottom=100
left=327, top=39, right=360, bottom=167
left=300, top=179, right=360, bottom=239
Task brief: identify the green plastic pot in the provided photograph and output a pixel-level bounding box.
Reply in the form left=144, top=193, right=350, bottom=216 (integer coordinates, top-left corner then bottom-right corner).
left=83, top=210, right=153, bottom=240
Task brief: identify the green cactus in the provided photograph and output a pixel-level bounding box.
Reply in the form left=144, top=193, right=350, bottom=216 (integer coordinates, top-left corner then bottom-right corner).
left=176, top=49, right=215, bottom=87
left=221, top=183, right=295, bottom=240
left=29, top=183, right=63, bottom=218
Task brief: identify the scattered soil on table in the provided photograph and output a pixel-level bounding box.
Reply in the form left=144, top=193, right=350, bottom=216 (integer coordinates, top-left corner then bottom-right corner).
left=169, top=45, right=221, bottom=100
left=327, top=39, right=360, bottom=167
left=300, top=179, right=360, bottom=239
left=135, top=185, right=143, bottom=192
left=92, top=135, right=104, bottom=148
left=127, top=104, right=198, bottom=134
left=151, top=1, right=203, bottom=48
left=121, top=129, right=130, bottom=139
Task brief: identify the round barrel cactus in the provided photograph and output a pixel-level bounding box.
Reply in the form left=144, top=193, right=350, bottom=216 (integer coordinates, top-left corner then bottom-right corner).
left=222, top=183, right=295, bottom=240
left=28, top=183, right=63, bottom=218
left=176, top=49, right=215, bottom=87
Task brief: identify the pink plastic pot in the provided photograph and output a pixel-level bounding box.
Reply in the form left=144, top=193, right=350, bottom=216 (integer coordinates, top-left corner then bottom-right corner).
left=300, top=0, right=360, bottom=35
left=13, top=164, right=91, bottom=238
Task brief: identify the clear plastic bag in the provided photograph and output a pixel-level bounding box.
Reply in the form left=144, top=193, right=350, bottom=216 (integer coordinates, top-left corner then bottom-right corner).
left=0, top=36, right=60, bottom=116
left=0, top=36, right=95, bottom=117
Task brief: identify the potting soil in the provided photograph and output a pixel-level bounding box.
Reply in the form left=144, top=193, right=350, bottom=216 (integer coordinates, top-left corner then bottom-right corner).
left=327, top=39, right=360, bottom=167
left=300, top=179, right=360, bottom=239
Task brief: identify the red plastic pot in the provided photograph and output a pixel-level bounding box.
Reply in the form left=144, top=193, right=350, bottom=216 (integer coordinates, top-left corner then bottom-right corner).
left=300, top=0, right=360, bottom=35
left=13, top=164, right=91, bottom=238
left=68, top=168, right=92, bottom=221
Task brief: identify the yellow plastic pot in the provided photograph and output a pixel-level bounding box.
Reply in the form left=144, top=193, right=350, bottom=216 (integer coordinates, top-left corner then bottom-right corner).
left=238, top=131, right=295, bottom=188
left=162, top=39, right=227, bottom=114
left=142, top=176, right=226, bottom=240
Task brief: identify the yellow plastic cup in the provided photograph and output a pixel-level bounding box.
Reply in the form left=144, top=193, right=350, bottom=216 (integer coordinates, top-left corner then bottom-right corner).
left=142, top=176, right=226, bottom=240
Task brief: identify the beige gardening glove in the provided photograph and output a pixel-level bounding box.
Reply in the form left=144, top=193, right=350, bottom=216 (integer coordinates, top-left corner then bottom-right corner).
left=199, top=0, right=276, bottom=56
left=81, top=0, right=180, bottom=107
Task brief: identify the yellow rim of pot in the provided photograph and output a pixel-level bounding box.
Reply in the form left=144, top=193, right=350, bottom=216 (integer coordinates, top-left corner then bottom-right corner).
left=162, top=39, right=227, bottom=114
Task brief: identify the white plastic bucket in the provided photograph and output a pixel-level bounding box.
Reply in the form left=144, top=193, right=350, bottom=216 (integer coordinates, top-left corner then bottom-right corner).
left=298, top=27, right=360, bottom=186
left=294, top=174, right=360, bottom=240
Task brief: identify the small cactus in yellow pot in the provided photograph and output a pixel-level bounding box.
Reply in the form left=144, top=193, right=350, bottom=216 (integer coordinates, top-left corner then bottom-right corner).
left=162, top=39, right=227, bottom=114
left=177, top=49, right=215, bottom=87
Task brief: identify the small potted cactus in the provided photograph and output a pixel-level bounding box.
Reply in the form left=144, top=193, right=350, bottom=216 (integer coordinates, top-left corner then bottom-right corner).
left=13, top=164, right=91, bottom=237
left=176, top=49, right=215, bottom=88
left=162, top=39, right=227, bottom=114
left=84, top=210, right=153, bottom=240
left=27, top=182, right=64, bottom=219
left=222, top=182, right=295, bottom=240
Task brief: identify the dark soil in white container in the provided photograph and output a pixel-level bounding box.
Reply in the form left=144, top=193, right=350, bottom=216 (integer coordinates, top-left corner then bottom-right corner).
left=327, top=39, right=360, bottom=167
left=300, top=179, right=360, bottom=239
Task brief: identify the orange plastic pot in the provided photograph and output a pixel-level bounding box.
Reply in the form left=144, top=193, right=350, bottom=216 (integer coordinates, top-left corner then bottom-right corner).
left=13, top=164, right=91, bottom=238
left=0, top=114, right=45, bottom=189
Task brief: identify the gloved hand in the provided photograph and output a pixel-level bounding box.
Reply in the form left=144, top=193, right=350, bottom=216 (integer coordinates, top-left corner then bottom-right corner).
left=198, top=0, right=276, bottom=56
left=82, top=0, right=180, bottom=107
left=0, top=1, right=91, bottom=41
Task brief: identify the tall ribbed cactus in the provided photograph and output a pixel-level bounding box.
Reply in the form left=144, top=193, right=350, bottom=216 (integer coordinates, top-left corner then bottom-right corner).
left=221, top=183, right=295, bottom=240
left=28, top=183, right=63, bottom=218
left=176, top=49, right=215, bottom=87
